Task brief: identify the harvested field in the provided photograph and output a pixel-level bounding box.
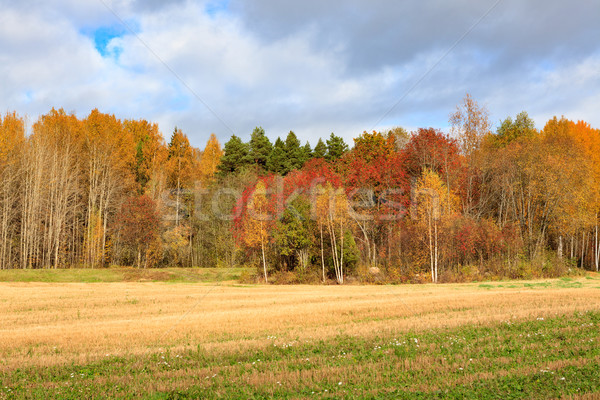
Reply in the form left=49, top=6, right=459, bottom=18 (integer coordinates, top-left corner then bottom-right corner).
left=1, top=274, right=600, bottom=398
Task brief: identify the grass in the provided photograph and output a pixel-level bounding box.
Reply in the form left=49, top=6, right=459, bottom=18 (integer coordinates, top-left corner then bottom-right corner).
left=0, top=267, right=248, bottom=283
left=1, top=312, right=599, bottom=399
left=1, top=274, right=599, bottom=398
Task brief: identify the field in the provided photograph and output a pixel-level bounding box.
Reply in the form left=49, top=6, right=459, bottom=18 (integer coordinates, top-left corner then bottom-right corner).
left=1, top=272, right=600, bottom=399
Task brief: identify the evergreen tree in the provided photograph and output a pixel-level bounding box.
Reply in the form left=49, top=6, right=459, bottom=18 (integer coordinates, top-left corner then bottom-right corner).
left=299, top=141, right=312, bottom=166
left=285, top=131, right=302, bottom=171
left=326, top=132, right=348, bottom=161
left=217, top=135, right=249, bottom=175
left=247, top=126, right=272, bottom=168
left=313, top=138, right=327, bottom=158
left=266, top=137, right=288, bottom=174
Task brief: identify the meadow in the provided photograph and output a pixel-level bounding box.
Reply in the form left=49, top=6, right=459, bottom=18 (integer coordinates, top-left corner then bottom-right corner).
left=1, top=271, right=600, bottom=399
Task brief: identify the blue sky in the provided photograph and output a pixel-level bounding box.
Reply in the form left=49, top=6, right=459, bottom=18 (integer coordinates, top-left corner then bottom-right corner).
left=0, top=0, right=599, bottom=148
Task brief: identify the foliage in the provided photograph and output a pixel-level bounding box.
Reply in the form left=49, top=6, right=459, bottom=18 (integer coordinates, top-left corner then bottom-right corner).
left=115, top=195, right=161, bottom=268
left=217, top=134, right=249, bottom=175
left=1, top=100, right=600, bottom=283
left=247, top=126, right=272, bottom=168
left=325, top=132, right=348, bottom=161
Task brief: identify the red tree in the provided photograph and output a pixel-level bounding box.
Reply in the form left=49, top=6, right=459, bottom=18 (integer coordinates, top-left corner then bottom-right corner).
left=116, top=195, right=161, bottom=268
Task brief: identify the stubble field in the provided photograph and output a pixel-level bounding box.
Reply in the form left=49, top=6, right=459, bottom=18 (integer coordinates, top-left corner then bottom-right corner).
left=1, top=272, right=600, bottom=399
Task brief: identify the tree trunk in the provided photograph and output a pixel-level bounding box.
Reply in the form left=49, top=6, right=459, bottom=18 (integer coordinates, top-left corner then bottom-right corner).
left=260, top=235, right=268, bottom=284
left=320, top=224, right=325, bottom=282
left=339, top=220, right=344, bottom=285
left=581, top=231, right=586, bottom=269
left=428, top=214, right=434, bottom=283
left=434, top=220, right=439, bottom=283
left=595, top=217, right=599, bottom=272
left=557, top=235, right=563, bottom=260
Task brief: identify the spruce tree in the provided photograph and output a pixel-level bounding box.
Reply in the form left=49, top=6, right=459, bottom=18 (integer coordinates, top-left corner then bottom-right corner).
left=247, top=126, right=272, bottom=168
left=285, top=131, right=302, bottom=171
left=299, top=141, right=312, bottom=166
left=326, top=132, right=348, bottom=161
left=312, top=138, right=327, bottom=158
left=217, top=135, right=249, bottom=175
left=266, top=137, right=288, bottom=174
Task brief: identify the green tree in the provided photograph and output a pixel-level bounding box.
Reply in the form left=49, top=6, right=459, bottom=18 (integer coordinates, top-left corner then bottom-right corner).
left=313, top=138, right=327, bottom=158
left=274, top=198, right=313, bottom=271
left=326, top=133, right=348, bottom=161
left=247, top=126, right=272, bottom=168
left=266, top=137, right=287, bottom=174
left=217, top=135, right=249, bottom=175
left=495, top=111, right=536, bottom=147
left=285, top=131, right=302, bottom=171
left=300, top=141, right=312, bottom=166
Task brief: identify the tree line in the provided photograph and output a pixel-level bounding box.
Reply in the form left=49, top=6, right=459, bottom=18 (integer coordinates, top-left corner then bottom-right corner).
left=1, top=95, right=599, bottom=283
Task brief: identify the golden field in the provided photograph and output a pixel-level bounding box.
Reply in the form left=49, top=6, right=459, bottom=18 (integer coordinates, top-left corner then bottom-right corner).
left=1, top=274, right=599, bottom=374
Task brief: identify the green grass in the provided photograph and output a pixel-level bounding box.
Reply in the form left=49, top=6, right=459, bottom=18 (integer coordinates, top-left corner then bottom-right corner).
left=0, top=267, right=249, bottom=283
left=2, top=311, right=599, bottom=399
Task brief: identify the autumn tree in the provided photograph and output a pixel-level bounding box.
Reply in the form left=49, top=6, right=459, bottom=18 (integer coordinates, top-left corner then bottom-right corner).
left=166, top=127, right=198, bottom=226
left=115, top=195, right=161, bottom=268
left=82, top=109, right=135, bottom=268
left=315, top=183, right=349, bottom=284
left=343, top=130, right=408, bottom=269
left=198, top=133, right=223, bottom=186
left=414, top=169, right=458, bottom=282
left=402, top=128, right=461, bottom=183
left=31, top=109, right=83, bottom=268
left=0, top=112, right=25, bottom=269
left=494, top=111, right=536, bottom=147
left=242, top=180, right=273, bottom=282
left=123, top=119, right=167, bottom=197
left=449, top=93, right=491, bottom=216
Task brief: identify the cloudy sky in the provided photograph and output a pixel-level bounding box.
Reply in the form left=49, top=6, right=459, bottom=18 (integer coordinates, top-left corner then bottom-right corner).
left=1, top=0, right=599, bottom=148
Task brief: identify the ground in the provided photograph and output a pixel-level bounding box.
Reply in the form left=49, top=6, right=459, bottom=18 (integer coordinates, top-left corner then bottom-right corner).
left=1, top=270, right=599, bottom=398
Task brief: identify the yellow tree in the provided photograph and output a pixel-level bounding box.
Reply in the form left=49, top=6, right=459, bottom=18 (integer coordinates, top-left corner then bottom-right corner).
left=166, top=128, right=199, bottom=226
left=0, top=112, right=25, bottom=268
left=31, top=108, right=83, bottom=268
left=449, top=93, right=491, bottom=216
left=123, top=119, right=168, bottom=198
left=315, top=183, right=349, bottom=284
left=543, top=118, right=599, bottom=268
left=198, top=133, right=223, bottom=186
left=243, top=181, right=271, bottom=283
left=83, top=109, right=135, bottom=268
left=414, top=169, right=458, bottom=282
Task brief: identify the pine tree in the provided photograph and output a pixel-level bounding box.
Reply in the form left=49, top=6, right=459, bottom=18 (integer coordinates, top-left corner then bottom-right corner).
left=313, top=138, right=327, bottom=158
left=247, top=126, right=272, bottom=168
left=326, top=133, right=348, bottom=161
left=285, top=131, right=302, bottom=171
left=266, top=137, right=287, bottom=174
left=217, top=135, right=248, bottom=175
left=299, top=141, right=312, bottom=166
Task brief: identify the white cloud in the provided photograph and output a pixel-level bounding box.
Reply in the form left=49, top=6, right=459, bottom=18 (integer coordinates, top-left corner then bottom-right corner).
left=0, top=0, right=598, bottom=147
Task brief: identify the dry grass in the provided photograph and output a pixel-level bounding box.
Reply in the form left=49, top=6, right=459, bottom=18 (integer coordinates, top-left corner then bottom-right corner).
left=1, top=274, right=599, bottom=372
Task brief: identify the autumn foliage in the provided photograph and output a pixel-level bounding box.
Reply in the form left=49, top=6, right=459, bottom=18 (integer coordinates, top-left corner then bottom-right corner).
left=1, top=94, right=600, bottom=284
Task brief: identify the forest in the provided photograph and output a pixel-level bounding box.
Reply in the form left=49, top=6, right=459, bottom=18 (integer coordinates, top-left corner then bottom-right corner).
left=1, top=94, right=599, bottom=283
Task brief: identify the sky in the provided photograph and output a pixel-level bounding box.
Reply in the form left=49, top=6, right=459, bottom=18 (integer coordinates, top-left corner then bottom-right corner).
left=1, top=0, right=599, bottom=148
